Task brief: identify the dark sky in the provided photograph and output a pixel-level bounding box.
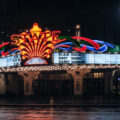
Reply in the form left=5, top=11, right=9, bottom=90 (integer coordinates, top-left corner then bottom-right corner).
left=13, top=0, right=119, bottom=25
left=0, top=0, right=120, bottom=44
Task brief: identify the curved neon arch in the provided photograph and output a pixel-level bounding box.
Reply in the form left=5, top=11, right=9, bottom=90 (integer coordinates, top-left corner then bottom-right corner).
left=93, top=40, right=116, bottom=48
left=72, top=36, right=100, bottom=50
left=55, top=37, right=120, bottom=53
left=80, top=44, right=107, bottom=52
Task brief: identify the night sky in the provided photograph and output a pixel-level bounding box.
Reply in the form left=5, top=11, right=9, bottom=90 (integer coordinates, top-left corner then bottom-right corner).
left=0, top=0, right=120, bottom=44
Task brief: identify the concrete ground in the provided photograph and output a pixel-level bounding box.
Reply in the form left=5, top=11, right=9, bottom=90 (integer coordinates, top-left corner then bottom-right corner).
left=0, top=95, right=120, bottom=107
left=0, top=95, right=120, bottom=119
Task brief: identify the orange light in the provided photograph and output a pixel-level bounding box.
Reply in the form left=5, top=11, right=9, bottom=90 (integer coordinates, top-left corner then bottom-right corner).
left=46, top=55, right=50, bottom=58
left=19, top=45, right=25, bottom=50
left=30, top=23, right=42, bottom=37
left=22, top=56, right=26, bottom=59
left=45, top=30, right=51, bottom=37
left=21, top=51, right=27, bottom=55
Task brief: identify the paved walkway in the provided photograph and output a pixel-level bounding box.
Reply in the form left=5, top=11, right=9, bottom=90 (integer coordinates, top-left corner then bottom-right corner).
left=0, top=106, right=119, bottom=120
left=0, top=95, right=120, bottom=107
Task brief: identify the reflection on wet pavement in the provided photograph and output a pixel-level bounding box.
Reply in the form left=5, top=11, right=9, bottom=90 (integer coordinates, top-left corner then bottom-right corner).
left=0, top=107, right=120, bottom=120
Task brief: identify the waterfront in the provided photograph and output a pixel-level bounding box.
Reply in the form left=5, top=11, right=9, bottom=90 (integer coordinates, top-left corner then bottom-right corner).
left=0, top=107, right=120, bottom=120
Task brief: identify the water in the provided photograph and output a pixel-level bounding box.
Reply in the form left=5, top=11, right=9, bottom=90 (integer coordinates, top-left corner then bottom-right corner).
left=0, top=107, right=120, bottom=120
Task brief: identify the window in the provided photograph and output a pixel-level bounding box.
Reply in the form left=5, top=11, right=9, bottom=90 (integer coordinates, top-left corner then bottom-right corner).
left=94, top=72, right=104, bottom=78
left=94, top=73, right=99, bottom=78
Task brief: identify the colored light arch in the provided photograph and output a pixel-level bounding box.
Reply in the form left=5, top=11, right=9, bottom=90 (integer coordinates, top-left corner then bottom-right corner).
left=55, top=37, right=119, bottom=53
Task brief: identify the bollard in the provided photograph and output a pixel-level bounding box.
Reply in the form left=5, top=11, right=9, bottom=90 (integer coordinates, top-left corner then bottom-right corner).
left=50, top=97, right=54, bottom=105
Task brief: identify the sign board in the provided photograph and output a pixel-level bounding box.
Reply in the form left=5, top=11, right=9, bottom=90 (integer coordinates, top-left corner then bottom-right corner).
left=53, top=52, right=84, bottom=64
left=0, top=54, right=21, bottom=68
left=53, top=52, right=120, bottom=64
left=84, top=54, right=120, bottom=64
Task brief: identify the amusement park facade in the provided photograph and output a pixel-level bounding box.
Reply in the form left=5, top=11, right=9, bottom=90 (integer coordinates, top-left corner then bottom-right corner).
left=0, top=23, right=119, bottom=96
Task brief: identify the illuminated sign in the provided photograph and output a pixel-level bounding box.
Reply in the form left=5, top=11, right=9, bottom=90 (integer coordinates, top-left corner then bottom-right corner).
left=0, top=54, right=21, bottom=68
left=83, top=54, right=119, bottom=64
left=11, top=23, right=63, bottom=65
left=53, top=52, right=84, bottom=64
left=25, top=58, right=47, bottom=65
left=53, top=52, right=120, bottom=64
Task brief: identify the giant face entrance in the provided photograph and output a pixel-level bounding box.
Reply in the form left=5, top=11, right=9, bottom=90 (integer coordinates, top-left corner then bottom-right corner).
left=33, top=71, right=74, bottom=97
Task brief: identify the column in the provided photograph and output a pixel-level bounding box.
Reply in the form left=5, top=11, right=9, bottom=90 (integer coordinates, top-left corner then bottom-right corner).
left=67, top=68, right=91, bottom=95
left=0, top=74, right=6, bottom=94
left=18, top=71, right=40, bottom=95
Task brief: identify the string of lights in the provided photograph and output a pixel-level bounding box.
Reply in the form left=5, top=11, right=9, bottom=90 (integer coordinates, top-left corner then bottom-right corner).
left=0, top=65, right=119, bottom=72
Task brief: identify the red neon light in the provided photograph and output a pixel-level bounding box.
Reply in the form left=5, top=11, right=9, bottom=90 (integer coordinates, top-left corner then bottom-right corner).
left=1, top=51, right=9, bottom=56
left=0, top=42, right=10, bottom=56
left=54, top=38, right=66, bottom=44
left=73, top=46, right=87, bottom=52
left=54, top=45, right=71, bottom=49
left=54, top=45, right=87, bottom=52
left=72, top=36, right=100, bottom=50
left=0, top=42, right=9, bottom=48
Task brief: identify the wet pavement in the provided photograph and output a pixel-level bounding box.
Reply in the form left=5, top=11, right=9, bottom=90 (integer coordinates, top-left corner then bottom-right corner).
left=0, top=96, right=120, bottom=119
left=0, top=95, right=120, bottom=105
left=0, top=107, right=120, bottom=120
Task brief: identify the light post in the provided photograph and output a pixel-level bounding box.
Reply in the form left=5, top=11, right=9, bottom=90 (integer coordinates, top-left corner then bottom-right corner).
left=75, top=24, right=81, bottom=42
